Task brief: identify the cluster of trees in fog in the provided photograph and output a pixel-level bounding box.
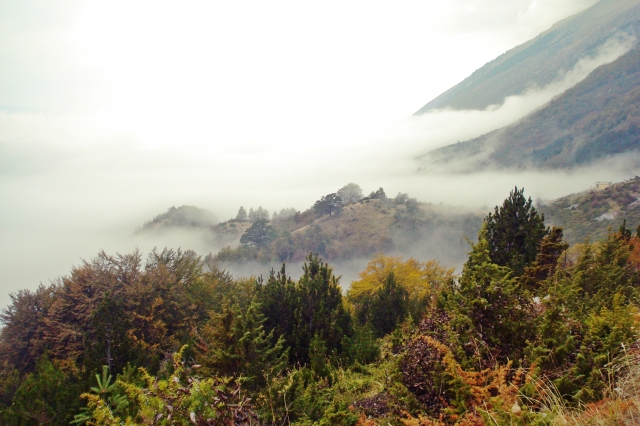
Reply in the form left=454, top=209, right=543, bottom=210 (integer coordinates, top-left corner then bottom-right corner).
left=2, top=187, right=640, bottom=424
left=212, top=183, right=446, bottom=265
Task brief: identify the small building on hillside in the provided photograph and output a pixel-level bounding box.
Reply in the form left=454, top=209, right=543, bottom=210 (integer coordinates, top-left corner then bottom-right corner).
left=595, top=181, right=612, bottom=190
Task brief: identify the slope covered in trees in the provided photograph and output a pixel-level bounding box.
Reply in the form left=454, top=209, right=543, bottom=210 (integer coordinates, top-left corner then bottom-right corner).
left=415, top=0, right=640, bottom=112
left=134, top=185, right=484, bottom=268
left=423, top=44, right=640, bottom=170
left=3, top=188, right=640, bottom=424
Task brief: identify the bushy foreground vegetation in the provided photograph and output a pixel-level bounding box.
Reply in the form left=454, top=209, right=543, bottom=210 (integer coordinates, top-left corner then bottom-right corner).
left=2, top=187, right=640, bottom=425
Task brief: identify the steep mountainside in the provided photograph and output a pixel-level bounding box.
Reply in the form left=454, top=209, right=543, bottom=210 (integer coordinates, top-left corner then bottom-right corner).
left=422, top=45, right=640, bottom=169
left=415, top=0, right=640, bottom=113
left=538, top=177, right=640, bottom=243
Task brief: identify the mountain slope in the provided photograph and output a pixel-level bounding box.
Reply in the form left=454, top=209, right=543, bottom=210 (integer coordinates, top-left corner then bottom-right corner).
left=421, top=44, right=640, bottom=169
left=538, top=177, right=640, bottom=243
left=212, top=197, right=483, bottom=267
left=415, top=0, right=640, bottom=113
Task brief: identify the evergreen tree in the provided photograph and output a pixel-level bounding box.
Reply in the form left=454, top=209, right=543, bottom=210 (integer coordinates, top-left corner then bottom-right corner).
left=358, top=272, right=409, bottom=337
left=255, top=265, right=298, bottom=350
left=291, top=254, right=353, bottom=364
left=368, top=187, right=387, bottom=200
left=485, top=187, right=548, bottom=276
left=309, top=334, right=330, bottom=378
left=248, top=206, right=270, bottom=222
left=618, top=219, right=632, bottom=241
left=294, top=254, right=352, bottom=362
left=441, top=227, right=534, bottom=366
left=235, top=206, right=248, bottom=222
left=370, top=273, right=408, bottom=337
left=570, top=233, right=633, bottom=315
left=240, top=219, right=277, bottom=248
left=8, top=356, right=82, bottom=425
left=521, top=226, right=569, bottom=292
left=195, top=300, right=287, bottom=389
left=313, top=193, right=343, bottom=217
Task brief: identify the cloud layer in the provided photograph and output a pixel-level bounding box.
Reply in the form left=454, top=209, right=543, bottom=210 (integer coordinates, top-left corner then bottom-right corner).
left=0, top=0, right=614, bottom=308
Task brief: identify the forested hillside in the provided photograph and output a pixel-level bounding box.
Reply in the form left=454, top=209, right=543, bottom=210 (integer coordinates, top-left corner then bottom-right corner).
left=415, top=0, right=640, bottom=112
left=423, top=44, right=640, bottom=170
left=139, top=184, right=484, bottom=268
left=3, top=188, right=640, bottom=425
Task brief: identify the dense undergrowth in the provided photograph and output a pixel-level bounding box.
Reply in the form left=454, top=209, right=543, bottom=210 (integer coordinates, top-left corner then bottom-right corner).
left=2, top=187, right=640, bottom=425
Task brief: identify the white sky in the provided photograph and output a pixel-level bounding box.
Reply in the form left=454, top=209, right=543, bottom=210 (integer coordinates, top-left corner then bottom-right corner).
left=1, top=0, right=612, bottom=307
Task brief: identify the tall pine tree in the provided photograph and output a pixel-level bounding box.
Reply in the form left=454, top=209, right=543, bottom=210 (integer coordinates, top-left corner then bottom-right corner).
left=485, top=187, right=548, bottom=276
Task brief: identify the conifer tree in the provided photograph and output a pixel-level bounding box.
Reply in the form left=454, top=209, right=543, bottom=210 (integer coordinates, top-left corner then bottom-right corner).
left=291, top=254, right=353, bottom=364
left=357, top=272, right=409, bottom=337
left=521, top=226, right=569, bottom=292
left=370, top=273, right=408, bottom=337
left=441, top=226, right=534, bottom=366
left=195, top=300, right=287, bottom=389
left=368, top=187, right=387, bottom=200
left=240, top=219, right=277, bottom=248
left=618, top=219, right=632, bottom=241
left=485, top=187, right=548, bottom=276
left=309, top=334, right=330, bottom=378
left=313, top=193, right=343, bottom=217
left=9, top=356, right=82, bottom=425
left=255, top=265, right=297, bottom=350
left=235, top=206, right=248, bottom=222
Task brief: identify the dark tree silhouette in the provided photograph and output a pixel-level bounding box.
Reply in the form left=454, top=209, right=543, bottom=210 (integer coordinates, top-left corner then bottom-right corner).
left=240, top=219, right=277, bottom=248
left=484, top=187, right=548, bottom=276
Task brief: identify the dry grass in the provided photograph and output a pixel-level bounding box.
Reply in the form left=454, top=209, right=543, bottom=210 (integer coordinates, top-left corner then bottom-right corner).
left=537, top=345, right=640, bottom=426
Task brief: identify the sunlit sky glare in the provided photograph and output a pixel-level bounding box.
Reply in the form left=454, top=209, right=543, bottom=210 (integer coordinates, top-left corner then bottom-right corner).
left=2, top=0, right=614, bottom=307
left=2, top=0, right=598, bottom=147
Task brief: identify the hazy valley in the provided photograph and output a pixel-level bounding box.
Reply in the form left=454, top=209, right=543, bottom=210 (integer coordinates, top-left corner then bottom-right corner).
left=4, top=0, right=640, bottom=424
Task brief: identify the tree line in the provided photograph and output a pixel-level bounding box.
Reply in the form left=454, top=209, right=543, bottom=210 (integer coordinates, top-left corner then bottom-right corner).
left=2, top=187, right=640, bottom=424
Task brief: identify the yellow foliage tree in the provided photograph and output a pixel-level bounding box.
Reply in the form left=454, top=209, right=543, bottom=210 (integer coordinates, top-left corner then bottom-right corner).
left=347, top=254, right=454, bottom=308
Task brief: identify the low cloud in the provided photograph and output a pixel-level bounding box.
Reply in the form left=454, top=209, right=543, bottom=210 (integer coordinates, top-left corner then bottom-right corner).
left=1, top=7, right=635, bottom=309
left=373, top=32, right=637, bottom=165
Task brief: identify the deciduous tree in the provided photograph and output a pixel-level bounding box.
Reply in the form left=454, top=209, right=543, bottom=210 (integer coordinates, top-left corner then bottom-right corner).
left=337, top=183, right=363, bottom=205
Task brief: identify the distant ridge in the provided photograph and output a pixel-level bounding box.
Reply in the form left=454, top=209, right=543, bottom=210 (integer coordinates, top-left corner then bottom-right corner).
left=415, top=0, right=640, bottom=113
left=422, top=44, right=640, bottom=169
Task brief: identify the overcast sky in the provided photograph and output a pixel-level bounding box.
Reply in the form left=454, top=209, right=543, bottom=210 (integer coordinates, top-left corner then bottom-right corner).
left=1, top=0, right=618, bottom=307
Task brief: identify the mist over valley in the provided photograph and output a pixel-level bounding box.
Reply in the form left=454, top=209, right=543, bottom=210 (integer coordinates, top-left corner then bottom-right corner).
left=5, top=1, right=640, bottom=424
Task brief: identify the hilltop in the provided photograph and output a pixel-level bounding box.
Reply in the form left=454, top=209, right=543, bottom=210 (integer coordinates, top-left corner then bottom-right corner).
left=137, top=180, right=640, bottom=269
left=136, top=187, right=484, bottom=268
left=137, top=205, right=218, bottom=232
